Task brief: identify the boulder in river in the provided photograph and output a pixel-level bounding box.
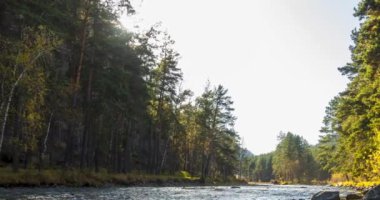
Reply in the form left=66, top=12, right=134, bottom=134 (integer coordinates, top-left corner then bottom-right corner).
left=363, top=185, right=380, bottom=200
left=271, top=180, right=279, bottom=184
left=311, top=191, right=340, bottom=200
left=345, top=193, right=363, bottom=200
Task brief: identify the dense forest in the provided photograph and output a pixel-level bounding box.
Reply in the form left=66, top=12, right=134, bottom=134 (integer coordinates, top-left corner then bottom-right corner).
left=0, top=0, right=379, bottom=186
left=315, top=0, right=380, bottom=182
left=0, top=0, right=241, bottom=182
left=239, top=132, right=329, bottom=183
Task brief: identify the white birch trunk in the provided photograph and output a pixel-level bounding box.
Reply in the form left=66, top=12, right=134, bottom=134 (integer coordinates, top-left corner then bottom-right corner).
left=43, top=112, right=54, bottom=155
left=0, top=52, right=43, bottom=153
left=0, top=69, right=26, bottom=153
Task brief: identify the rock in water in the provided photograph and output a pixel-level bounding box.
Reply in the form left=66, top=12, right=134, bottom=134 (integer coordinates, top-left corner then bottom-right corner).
left=346, top=193, right=363, bottom=200
left=364, top=185, right=380, bottom=200
left=311, top=191, right=340, bottom=200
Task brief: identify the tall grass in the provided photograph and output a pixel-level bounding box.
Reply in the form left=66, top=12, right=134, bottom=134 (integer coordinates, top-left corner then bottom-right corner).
left=0, top=168, right=201, bottom=187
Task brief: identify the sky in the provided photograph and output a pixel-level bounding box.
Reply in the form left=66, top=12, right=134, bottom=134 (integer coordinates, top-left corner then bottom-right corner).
left=121, top=0, right=360, bottom=155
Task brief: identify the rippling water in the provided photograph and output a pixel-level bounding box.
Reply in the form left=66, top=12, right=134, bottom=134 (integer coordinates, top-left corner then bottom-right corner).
left=0, top=184, right=355, bottom=199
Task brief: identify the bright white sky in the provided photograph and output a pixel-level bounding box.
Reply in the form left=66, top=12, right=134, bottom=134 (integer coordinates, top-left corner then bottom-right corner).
left=121, top=0, right=360, bottom=155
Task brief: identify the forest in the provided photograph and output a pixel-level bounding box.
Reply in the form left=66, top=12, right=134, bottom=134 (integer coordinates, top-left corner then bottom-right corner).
left=0, top=0, right=240, bottom=183
left=0, top=0, right=379, bottom=186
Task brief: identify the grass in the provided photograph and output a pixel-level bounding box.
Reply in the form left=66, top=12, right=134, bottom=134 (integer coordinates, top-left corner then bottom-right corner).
left=0, top=167, right=249, bottom=187
left=0, top=168, right=202, bottom=187
left=178, top=170, right=199, bottom=181
left=329, top=173, right=380, bottom=189
left=0, top=168, right=107, bottom=187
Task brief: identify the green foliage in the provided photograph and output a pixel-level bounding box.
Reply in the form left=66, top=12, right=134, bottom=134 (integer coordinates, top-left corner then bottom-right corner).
left=316, top=97, right=340, bottom=174
left=317, top=0, right=380, bottom=181
left=272, top=132, right=319, bottom=183
left=195, top=84, right=239, bottom=181
left=243, top=133, right=328, bottom=183
left=250, top=153, right=274, bottom=182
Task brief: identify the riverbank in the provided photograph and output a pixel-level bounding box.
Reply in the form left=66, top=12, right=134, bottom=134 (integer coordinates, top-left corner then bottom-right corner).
left=0, top=168, right=246, bottom=187
left=333, top=181, right=380, bottom=193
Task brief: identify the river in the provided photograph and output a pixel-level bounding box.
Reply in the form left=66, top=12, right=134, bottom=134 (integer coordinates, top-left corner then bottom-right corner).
left=0, top=184, right=356, bottom=199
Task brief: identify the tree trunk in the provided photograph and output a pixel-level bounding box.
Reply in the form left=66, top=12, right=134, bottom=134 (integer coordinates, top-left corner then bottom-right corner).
left=94, top=114, right=103, bottom=173
left=0, top=102, right=4, bottom=121
left=43, top=113, right=53, bottom=155
left=148, top=121, right=155, bottom=173
left=80, top=67, right=93, bottom=169
left=159, top=137, right=170, bottom=173
left=73, top=0, right=90, bottom=99
left=0, top=69, right=26, bottom=153
left=39, top=112, right=53, bottom=170
left=11, top=97, right=21, bottom=172
left=124, top=120, right=133, bottom=173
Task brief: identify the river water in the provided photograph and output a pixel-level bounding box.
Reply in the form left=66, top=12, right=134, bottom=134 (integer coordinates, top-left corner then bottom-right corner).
left=0, top=184, right=356, bottom=199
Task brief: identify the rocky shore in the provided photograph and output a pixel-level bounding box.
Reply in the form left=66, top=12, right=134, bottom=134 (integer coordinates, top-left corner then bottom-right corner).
left=311, top=185, right=380, bottom=200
